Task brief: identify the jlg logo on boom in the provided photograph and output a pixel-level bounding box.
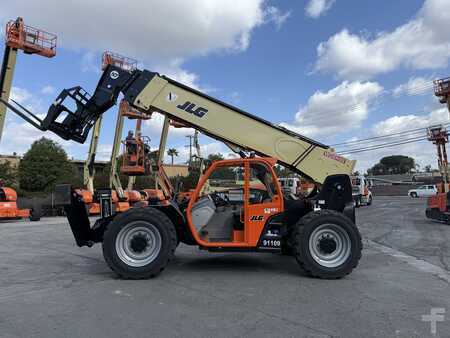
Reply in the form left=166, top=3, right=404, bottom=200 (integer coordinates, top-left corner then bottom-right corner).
left=177, top=101, right=208, bottom=118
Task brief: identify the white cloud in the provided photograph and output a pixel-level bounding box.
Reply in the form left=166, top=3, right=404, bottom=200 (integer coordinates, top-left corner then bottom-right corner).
left=81, top=52, right=101, bottom=74
left=372, top=108, right=448, bottom=135
left=344, top=108, right=450, bottom=172
left=10, top=87, right=32, bottom=104
left=0, top=1, right=283, bottom=62
left=305, top=0, right=335, bottom=18
left=154, top=58, right=203, bottom=90
left=392, top=77, right=434, bottom=97
left=4, top=1, right=288, bottom=90
left=315, top=0, right=450, bottom=79
left=280, top=81, right=383, bottom=137
left=143, top=113, right=195, bottom=140
left=9, top=87, right=44, bottom=113
left=264, top=6, right=291, bottom=30
left=41, top=85, right=55, bottom=95
left=96, top=144, right=113, bottom=161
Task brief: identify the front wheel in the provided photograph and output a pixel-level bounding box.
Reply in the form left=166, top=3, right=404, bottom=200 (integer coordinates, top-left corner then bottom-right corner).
left=102, top=208, right=177, bottom=279
left=292, top=210, right=362, bottom=279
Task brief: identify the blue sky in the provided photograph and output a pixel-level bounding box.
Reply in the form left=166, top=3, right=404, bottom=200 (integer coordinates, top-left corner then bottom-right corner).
left=1, top=0, right=449, bottom=172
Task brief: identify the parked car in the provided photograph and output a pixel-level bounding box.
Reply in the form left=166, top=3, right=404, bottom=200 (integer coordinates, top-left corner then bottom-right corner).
left=408, top=185, right=438, bottom=198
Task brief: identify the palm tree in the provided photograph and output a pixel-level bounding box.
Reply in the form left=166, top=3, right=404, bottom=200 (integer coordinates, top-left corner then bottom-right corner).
left=167, top=148, right=179, bottom=165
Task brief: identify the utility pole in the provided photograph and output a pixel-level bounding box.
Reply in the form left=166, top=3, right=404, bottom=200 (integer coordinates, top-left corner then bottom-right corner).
left=185, top=134, right=194, bottom=167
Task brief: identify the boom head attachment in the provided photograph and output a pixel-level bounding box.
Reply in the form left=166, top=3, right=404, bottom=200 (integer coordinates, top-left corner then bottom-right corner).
left=42, top=86, right=94, bottom=142
left=45, top=66, right=135, bottom=142
left=2, top=65, right=136, bottom=143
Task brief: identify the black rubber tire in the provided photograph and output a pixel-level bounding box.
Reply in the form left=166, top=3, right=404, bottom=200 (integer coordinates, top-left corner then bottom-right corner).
left=410, top=192, right=417, bottom=198
left=355, top=196, right=361, bottom=208
left=292, top=210, right=362, bottom=279
left=29, top=207, right=41, bottom=221
left=367, top=196, right=372, bottom=206
left=102, top=207, right=177, bottom=279
left=29, top=213, right=41, bottom=222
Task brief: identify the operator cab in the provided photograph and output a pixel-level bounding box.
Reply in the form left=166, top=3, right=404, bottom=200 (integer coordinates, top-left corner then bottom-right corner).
left=187, top=158, right=283, bottom=246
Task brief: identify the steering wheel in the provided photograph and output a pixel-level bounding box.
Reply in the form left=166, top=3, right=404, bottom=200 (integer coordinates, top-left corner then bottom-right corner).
left=209, top=192, right=230, bottom=207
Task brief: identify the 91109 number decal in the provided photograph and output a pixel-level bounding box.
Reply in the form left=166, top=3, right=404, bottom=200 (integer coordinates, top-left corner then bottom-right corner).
left=262, top=239, right=281, bottom=247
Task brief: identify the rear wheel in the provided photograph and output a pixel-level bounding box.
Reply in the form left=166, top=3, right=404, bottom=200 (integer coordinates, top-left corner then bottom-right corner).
left=102, top=207, right=177, bottom=279
left=367, top=195, right=372, bottom=206
left=292, top=210, right=362, bottom=279
left=355, top=196, right=361, bottom=208
left=29, top=199, right=41, bottom=221
left=29, top=208, right=41, bottom=221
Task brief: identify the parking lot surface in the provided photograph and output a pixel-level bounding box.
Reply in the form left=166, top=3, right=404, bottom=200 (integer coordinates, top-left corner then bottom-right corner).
left=0, top=196, right=449, bottom=337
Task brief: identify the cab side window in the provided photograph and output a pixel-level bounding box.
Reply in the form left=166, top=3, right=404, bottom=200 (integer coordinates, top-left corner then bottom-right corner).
left=200, top=164, right=245, bottom=204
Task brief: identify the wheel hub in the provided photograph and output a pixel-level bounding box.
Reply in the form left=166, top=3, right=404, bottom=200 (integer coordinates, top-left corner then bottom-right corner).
left=318, top=235, right=337, bottom=254
left=308, top=223, right=351, bottom=268
left=115, top=222, right=162, bottom=267
left=130, top=233, right=149, bottom=253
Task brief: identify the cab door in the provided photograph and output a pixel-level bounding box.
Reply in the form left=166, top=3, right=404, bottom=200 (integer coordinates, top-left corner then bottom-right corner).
left=245, top=161, right=283, bottom=247
left=186, top=160, right=248, bottom=246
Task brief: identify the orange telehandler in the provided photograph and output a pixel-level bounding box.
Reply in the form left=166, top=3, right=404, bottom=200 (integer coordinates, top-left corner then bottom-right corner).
left=2, top=61, right=361, bottom=280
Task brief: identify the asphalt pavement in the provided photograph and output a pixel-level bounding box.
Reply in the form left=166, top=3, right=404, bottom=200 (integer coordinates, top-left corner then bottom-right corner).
left=0, top=196, right=449, bottom=337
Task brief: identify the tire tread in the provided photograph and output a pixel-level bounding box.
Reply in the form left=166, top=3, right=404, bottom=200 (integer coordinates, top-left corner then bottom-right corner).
left=102, top=207, right=177, bottom=279
left=292, top=209, right=362, bottom=279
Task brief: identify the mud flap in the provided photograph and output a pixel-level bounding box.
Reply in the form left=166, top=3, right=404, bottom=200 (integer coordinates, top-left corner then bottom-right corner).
left=55, top=185, right=93, bottom=247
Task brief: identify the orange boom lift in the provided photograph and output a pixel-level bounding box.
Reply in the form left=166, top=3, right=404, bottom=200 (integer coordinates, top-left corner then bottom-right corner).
left=78, top=51, right=151, bottom=215
left=425, top=78, right=450, bottom=223
left=0, top=17, right=56, bottom=221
